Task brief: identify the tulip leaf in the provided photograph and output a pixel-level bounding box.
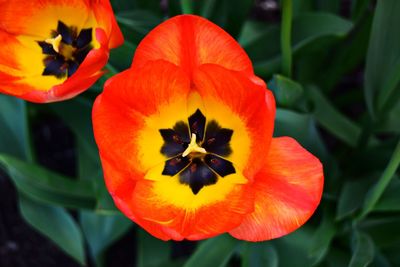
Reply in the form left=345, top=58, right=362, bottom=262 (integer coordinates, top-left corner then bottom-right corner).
left=19, top=194, right=86, bottom=265
left=80, top=212, right=132, bottom=265
left=109, top=40, right=137, bottom=71
left=306, top=86, right=362, bottom=147
left=241, top=13, right=353, bottom=76
left=376, top=101, right=400, bottom=133
left=374, top=176, right=400, bottom=212
left=0, top=154, right=96, bottom=209
left=351, top=0, right=372, bottom=21
left=241, top=243, right=278, bottom=267
left=49, top=97, right=98, bottom=161
left=137, top=229, right=171, bottom=267
left=314, top=0, right=341, bottom=14
left=336, top=176, right=375, bottom=220
left=349, top=231, right=374, bottom=267
left=267, top=74, right=303, bottom=107
left=273, top=227, right=314, bottom=267
left=116, top=9, right=161, bottom=36
left=364, top=0, right=400, bottom=116
left=309, top=211, right=337, bottom=265
left=274, top=108, right=328, bottom=161
left=360, top=216, right=400, bottom=248
left=184, top=235, right=239, bottom=267
left=0, top=95, right=32, bottom=161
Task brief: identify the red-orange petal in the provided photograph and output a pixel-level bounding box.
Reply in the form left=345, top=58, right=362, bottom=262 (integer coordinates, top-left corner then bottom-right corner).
left=93, top=60, right=191, bottom=178
left=91, top=0, right=124, bottom=49
left=229, top=137, right=324, bottom=241
left=126, top=179, right=254, bottom=240
left=193, top=64, right=275, bottom=179
left=132, top=15, right=253, bottom=77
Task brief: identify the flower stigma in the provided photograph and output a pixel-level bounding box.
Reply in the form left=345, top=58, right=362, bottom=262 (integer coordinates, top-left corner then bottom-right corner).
left=182, top=133, right=207, bottom=157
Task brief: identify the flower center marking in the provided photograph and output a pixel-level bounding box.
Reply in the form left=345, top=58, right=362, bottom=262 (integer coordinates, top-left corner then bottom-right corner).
left=159, top=109, right=236, bottom=194
left=37, top=21, right=93, bottom=79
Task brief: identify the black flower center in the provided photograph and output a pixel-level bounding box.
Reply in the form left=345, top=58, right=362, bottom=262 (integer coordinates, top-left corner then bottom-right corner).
left=37, top=21, right=93, bottom=79
left=159, top=109, right=235, bottom=194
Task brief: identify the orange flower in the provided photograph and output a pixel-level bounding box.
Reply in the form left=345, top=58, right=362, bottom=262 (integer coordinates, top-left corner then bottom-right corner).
left=93, top=15, right=324, bottom=241
left=0, top=0, right=123, bottom=103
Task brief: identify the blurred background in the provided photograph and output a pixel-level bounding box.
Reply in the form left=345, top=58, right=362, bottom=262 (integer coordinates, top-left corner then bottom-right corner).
left=1, top=0, right=400, bottom=266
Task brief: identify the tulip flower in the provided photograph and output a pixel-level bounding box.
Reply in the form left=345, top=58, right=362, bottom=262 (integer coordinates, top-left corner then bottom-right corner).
left=0, top=0, right=123, bottom=103
left=93, top=15, right=324, bottom=241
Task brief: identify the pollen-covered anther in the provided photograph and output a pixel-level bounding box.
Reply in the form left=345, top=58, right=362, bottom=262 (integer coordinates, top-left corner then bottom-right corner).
left=182, top=133, right=207, bottom=157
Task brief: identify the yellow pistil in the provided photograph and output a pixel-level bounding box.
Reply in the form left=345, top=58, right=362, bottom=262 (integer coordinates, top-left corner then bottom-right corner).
left=45, top=34, right=62, bottom=53
left=182, top=133, right=207, bottom=157
left=45, top=34, right=76, bottom=60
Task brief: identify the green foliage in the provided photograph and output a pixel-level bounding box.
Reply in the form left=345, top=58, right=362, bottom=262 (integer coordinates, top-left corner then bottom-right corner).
left=1, top=0, right=399, bottom=266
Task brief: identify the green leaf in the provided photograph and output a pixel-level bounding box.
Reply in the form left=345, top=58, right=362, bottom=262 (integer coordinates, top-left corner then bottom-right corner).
left=19, top=194, right=85, bottom=265
left=360, top=216, right=400, bottom=248
left=336, top=176, right=375, bottom=220
left=314, top=0, right=341, bottom=14
left=137, top=229, right=171, bottom=267
left=376, top=100, right=400, bottom=133
left=0, top=154, right=96, bottom=209
left=241, top=243, right=278, bottom=267
left=303, top=13, right=372, bottom=91
left=349, top=231, right=374, bottom=267
left=267, top=74, right=303, bottom=107
left=80, top=212, right=132, bottom=263
left=184, top=235, right=238, bottom=267
left=273, top=227, right=314, bottom=267
left=242, top=13, right=353, bottom=77
left=364, top=0, right=400, bottom=116
left=109, top=40, right=137, bottom=71
left=309, top=211, right=337, bottom=265
left=0, top=95, right=32, bottom=161
left=116, top=9, right=161, bottom=35
left=351, top=0, right=372, bottom=21
left=359, top=140, right=400, bottom=219
left=274, top=108, right=328, bottom=161
left=374, top=176, right=400, bottom=211
left=49, top=97, right=98, bottom=161
left=306, top=86, right=362, bottom=147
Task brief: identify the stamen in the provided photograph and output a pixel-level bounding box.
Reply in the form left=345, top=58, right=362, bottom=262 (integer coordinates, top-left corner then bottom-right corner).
left=182, top=133, right=207, bottom=157
left=45, top=34, right=62, bottom=53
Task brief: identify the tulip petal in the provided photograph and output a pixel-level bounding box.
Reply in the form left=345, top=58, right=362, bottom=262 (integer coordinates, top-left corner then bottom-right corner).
left=193, top=64, right=276, bottom=179
left=93, top=60, right=191, bottom=176
left=0, top=0, right=91, bottom=37
left=132, top=15, right=253, bottom=76
left=229, top=137, right=324, bottom=241
left=126, top=175, right=254, bottom=240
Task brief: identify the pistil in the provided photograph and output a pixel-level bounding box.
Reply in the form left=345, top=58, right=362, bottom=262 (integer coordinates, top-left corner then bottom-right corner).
left=45, top=34, right=62, bottom=53
left=182, top=133, right=206, bottom=157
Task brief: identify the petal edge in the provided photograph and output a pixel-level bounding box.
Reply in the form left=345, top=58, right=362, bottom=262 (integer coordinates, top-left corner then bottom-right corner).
left=229, top=137, right=324, bottom=241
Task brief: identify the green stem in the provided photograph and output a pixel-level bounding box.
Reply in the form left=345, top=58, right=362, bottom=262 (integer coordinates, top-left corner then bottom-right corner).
left=180, top=0, right=193, bottom=14
left=281, top=0, right=293, bottom=78
left=358, top=138, right=400, bottom=220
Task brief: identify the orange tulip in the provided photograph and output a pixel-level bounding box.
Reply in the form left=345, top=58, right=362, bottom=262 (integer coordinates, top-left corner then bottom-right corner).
left=0, top=0, right=123, bottom=103
left=93, top=15, right=324, bottom=241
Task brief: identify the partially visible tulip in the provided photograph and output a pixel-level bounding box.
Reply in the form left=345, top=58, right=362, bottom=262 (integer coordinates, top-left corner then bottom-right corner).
left=0, top=0, right=123, bottom=102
